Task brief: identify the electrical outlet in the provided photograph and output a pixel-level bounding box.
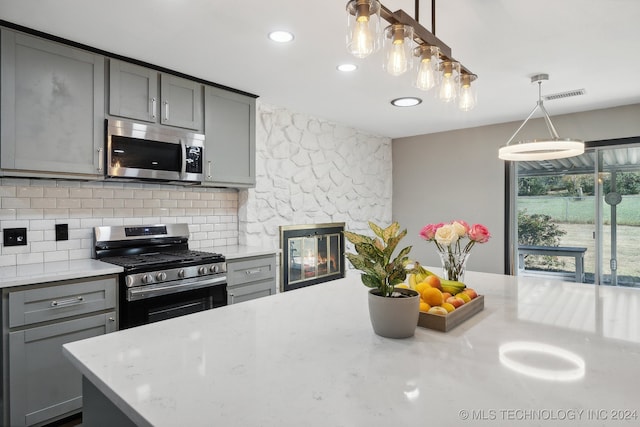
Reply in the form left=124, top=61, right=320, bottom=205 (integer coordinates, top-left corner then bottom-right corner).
left=55, top=223, right=69, bottom=241
left=3, top=228, right=28, bottom=247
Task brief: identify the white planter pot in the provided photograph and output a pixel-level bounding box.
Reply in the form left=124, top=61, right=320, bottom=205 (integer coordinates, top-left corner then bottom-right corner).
left=367, top=288, right=420, bottom=338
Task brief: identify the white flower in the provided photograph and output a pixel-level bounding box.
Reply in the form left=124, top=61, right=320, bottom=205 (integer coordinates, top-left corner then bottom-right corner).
left=451, top=221, right=468, bottom=238
left=435, top=224, right=459, bottom=247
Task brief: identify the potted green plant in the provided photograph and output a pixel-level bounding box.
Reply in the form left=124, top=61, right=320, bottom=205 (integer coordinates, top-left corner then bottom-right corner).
left=344, top=221, right=420, bottom=338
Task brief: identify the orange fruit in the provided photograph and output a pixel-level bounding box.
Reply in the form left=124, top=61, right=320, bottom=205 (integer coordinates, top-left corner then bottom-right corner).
left=419, top=301, right=431, bottom=312
left=421, top=287, right=444, bottom=307
left=414, top=282, right=430, bottom=295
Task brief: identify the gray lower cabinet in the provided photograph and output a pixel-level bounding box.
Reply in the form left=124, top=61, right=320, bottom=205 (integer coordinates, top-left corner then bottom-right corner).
left=226, top=254, right=276, bottom=304
left=109, top=58, right=204, bottom=131
left=0, top=28, right=105, bottom=179
left=2, top=275, right=118, bottom=427
left=203, top=85, right=256, bottom=187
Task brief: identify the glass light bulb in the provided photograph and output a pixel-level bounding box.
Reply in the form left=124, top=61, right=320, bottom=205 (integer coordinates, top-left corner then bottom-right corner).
left=386, top=41, right=408, bottom=76
left=415, top=59, right=436, bottom=91
left=439, top=73, right=456, bottom=102
left=351, top=18, right=375, bottom=58
left=458, top=84, right=476, bottom=111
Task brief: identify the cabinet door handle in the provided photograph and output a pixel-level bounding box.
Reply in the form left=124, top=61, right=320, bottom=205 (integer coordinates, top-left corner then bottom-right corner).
left=50, top=296, right=84, bottom=307
left=164, top=100, right=169, bottom=122
left=96, top=147, right=104, bottom=172
left=245, top=269, right=261, bottom=275
left=108, top=317, right=115, bottom=322
left=207, top=160, right=212, bottom=179
left=229, top=292, right=235, bottom=304
left=151, top=97, right=157, bottom=120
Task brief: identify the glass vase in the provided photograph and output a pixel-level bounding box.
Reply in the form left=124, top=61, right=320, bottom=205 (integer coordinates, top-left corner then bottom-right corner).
left=438, top=251, right=469, bottom=282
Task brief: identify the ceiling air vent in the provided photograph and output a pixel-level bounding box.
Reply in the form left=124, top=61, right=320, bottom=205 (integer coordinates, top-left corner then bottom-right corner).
left=543, top=88, right=586, bottom=101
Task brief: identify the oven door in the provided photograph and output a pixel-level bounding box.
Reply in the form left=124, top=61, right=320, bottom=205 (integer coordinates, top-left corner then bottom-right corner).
left=119, top=278, right=226, bottom=329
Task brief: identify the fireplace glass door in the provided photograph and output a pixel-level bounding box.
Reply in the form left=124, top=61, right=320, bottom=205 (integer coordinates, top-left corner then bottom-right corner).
left=280, top=223, right=345, bottom=292
left=288, top=233, right=341, bottom=284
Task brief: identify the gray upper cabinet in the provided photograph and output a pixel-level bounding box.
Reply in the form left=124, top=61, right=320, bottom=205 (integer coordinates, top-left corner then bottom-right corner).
left=0, top=28, right=105, bottom=179
left=203, top=86, right=256, bottom=187
left=109, top=58, right=203, bottom=131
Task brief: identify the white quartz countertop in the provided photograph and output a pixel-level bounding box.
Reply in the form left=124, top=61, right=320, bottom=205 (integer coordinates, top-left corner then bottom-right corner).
left=63, top=271, right=640, bottom=426
left=0, top=259, right=123, bottom=288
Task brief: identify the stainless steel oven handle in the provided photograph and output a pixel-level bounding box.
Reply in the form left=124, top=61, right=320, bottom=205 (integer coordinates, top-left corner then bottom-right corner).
left=127, top=275, right=226, bottom=301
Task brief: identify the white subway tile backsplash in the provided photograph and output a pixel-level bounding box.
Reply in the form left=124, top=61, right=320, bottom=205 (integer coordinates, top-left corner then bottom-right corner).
left=69, top=188, right=93, bottom=198
left=44, top=187, right=70, bottom=198
left=2, top=197, right=31, bottom=209
left=45, top=251, right=69, bottom=262
left=0, top=178, right=239, bottom=266
left=17, top=186, right=44, bottom=198
left=17, top=252, right=44, bottom=265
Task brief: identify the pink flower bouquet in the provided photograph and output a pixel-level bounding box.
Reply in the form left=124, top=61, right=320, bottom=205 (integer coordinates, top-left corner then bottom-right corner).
left=419, top=220, right=491, bottom=281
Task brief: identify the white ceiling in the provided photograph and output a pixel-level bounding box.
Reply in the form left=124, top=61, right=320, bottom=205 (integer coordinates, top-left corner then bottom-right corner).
left=2, top=0, right=640, bottom=139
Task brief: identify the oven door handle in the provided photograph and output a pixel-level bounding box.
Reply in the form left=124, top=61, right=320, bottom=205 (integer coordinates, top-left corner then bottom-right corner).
left=127, top=275, right=226, bottom=301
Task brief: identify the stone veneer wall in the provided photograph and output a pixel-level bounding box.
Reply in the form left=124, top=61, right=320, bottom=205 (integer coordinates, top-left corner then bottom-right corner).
left=0, top=179, right=238, bottom=267
left=239, top=102, right=393, bottom=250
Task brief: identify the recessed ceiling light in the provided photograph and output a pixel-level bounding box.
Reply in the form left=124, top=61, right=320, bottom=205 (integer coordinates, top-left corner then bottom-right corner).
left=391, top=97, right=422, bottom=107
left=268, top=30, right=294, bottom=43
left=337, top=64, right=358, bottom=72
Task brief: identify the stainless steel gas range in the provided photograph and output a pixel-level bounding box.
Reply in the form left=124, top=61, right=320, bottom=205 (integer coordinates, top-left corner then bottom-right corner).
left=94, top=223, right=226, bottom=329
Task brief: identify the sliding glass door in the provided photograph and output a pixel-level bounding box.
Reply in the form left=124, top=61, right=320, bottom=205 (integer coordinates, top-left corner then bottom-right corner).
left=511, top=139, right=640, bottom=287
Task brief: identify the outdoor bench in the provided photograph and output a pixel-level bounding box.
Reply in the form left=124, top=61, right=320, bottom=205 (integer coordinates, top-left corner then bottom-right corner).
left=518, top=245, right=587, bottom=283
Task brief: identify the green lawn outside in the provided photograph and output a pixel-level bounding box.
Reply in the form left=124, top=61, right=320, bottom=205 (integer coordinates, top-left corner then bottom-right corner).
left=517, top=194, right=640, bottom=225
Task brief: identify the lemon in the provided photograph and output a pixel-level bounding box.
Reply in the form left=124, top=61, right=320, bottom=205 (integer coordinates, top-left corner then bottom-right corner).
left=441, top=302, right=456, bottom=313
left=419, top=301, right=431, bottom=312
left=456, top=292, right=471, bottom=303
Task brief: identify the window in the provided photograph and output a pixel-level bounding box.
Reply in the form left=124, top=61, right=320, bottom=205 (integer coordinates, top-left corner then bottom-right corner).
left=508, top=138, right=640, bottom=287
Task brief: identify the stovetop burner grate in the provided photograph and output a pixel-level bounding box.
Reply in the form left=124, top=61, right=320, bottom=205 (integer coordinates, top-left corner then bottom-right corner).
left=100, top=250, right=224, bottom=269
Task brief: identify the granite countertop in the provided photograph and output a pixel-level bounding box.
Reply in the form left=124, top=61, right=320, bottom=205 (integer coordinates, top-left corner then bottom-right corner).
left=63, top=271, right=640, bottom=426
left=0, top=259, right=123, bottom=289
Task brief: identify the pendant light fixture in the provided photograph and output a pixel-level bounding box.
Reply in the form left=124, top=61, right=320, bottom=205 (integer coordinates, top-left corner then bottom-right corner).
left=346, top=0, right=381, bottom=59
left=438, top=60, right=459, bottom=103
left=383, top=24, right=414, bottom=76
left=414, top=45, right=440, bottom=91
left=345, top=0, right=477, bottom=111
left=498, top=74, right=584, bottom=161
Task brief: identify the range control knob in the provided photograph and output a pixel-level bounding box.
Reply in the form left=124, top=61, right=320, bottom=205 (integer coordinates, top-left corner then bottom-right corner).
left=198, top=266, right=207, bottom=275
left=125, top=276, right=135, bottom=287
left=156, top=272, right=167, bottom=281
left=178, top=269, right=186, bottom=278
left=142, top=274, right=153, bottom=284
left=210, top=264, right=219, bottom=273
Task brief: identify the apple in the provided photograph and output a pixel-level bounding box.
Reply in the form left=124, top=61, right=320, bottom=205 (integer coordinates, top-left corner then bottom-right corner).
left=464, top=288, right=478, bottom=299
left=423, top=275, right=442, bottom=291
left=441, top=292, right=452, bottom=300
left=427, top=306, right=448, bottom=316
left=446, top=296, right=465, bottom=308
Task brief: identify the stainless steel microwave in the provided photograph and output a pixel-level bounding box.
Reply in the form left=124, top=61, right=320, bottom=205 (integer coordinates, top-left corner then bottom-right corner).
left=106, top=119, right=205, bottom=183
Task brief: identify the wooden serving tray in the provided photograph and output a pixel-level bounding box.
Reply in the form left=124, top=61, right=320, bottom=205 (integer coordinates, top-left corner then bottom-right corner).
left=418, top=295, right=484, bottom=332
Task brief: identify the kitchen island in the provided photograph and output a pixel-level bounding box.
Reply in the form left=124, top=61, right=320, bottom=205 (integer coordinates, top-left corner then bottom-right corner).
left=63, top=271, right=640, bottom=426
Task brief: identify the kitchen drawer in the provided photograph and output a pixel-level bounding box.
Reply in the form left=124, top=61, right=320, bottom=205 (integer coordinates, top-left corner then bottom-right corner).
left=227, top=255, right=276, bottom=287
left=8, top=276, right=117, bottom=328
left=227, top=279, right=275, bottom=305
